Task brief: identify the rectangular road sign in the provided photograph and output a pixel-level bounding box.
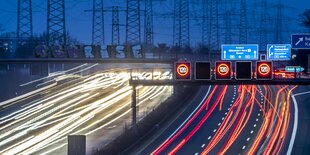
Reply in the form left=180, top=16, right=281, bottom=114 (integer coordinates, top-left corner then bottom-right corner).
left=195, top=62, right=211, bottom=80
left=221, top=44, right=259, bottom=60
left=291, top=34, right=310, bottom=49
left=267, top=44, right=291, bottom=60
left=235, top=61, right=252, bottom=80
left=285, top=66, right=305, bottom=72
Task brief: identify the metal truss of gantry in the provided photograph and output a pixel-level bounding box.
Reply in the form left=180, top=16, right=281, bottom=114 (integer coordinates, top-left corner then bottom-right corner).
left=47, top=0, right=66, bottom=46
left=17, top=0, right=33, bottom=42
left=92, top=0, right=105, bottom=46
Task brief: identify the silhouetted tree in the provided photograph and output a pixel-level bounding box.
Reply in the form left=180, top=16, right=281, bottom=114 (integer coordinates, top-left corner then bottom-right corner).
left=300, top=9, right=310, bottom=32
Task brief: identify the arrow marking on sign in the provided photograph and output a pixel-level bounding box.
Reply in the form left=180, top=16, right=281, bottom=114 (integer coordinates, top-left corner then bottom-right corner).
left=268, top=45, right=274, bottom=58
left=295, top=37, right=304, bottom=46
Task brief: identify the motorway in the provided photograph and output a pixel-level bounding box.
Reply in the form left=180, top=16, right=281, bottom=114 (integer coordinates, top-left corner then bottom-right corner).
left=0, top=64, right=173, bottom=155
left=134, top=84, right=310, bottom=155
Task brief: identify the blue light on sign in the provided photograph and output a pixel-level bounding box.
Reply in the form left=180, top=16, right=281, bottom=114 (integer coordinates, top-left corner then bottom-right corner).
left=267, top=44, right=291, bottom=60
left=221, top=44, right=259, bottom=60
left=285, top=66, right=304, bottom=72
left=291, top=34, right=310, bottom=49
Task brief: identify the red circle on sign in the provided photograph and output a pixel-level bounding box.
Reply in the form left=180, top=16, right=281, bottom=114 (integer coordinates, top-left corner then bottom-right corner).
left=258, top=63, right=270, bottom=76
left=177, top=64, right=189, bottom=77
left=217, top=64, right=230, bottom=76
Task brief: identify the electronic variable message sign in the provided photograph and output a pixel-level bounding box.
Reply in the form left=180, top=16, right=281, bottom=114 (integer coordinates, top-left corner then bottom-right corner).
left=256, top=61, right=273, bottom=80
left=175, top=62, right=191, bottom=80
left=195, top=62, right=211, bottom=80
left=215, top=61, right=231, bottom=80
left=235, top=61, right=252, bottom=80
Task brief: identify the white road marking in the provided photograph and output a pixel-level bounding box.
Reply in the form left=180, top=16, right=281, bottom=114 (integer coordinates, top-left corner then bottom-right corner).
left=242, top=145, right=246, bottom=150
left=246, top=137, right=250, bottom=141
left=250, top=130, right=253, bottom=134
left=201, top=144, right=205, bottom=148
left=208, top=136, right=212, bottom=140
left=157, top=86, right=212, bottom=145
left=287, top=92, right=302, bottom=155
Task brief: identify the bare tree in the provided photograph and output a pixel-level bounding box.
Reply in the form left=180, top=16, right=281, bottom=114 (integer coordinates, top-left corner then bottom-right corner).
left=300, top=9, right=310, bottom=32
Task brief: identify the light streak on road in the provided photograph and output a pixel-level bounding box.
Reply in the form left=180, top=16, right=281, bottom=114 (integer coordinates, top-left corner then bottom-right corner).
left=151, top=84, right=300, bottom=155
left=0, top=68, right=172, bottom=154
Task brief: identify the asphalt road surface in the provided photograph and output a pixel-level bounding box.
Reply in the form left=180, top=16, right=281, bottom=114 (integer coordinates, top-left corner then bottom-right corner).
left=134, top=85, right=310, bottom=155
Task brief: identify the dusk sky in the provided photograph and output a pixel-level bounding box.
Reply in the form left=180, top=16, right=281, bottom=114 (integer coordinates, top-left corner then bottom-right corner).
left=0, top=0, right=309, bottom=46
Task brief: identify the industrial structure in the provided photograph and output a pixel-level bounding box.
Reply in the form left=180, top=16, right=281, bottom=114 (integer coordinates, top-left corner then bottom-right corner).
left=6, top=0, right=296, bottom=58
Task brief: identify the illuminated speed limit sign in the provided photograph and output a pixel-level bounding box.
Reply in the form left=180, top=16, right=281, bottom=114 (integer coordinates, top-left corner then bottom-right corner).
left=215, top=61, right=231, bottom=80
left=256, top=61, right=273, bottom=80
left=175, top=62, right=191, bottom=80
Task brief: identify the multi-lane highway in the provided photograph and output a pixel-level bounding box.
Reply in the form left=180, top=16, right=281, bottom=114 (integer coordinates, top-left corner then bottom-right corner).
left=0, top=65, right=173, bottom=155
left=134, top=84, right=309, bottom=155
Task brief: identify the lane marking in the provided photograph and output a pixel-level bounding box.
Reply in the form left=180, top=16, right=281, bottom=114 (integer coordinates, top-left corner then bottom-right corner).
left=293, top=91, right=310, bottom=97
left=287, top=93, right=299, bottom=155
left=201, top=144, right=205, bottom=148
left=156, top=86, right=212, bottom=146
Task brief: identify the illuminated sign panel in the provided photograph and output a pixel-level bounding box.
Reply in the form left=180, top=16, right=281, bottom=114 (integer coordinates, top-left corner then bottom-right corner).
left=215, top=61, right=231, bottom=80
left=195, top=62, right=211, bottom=80
left=235, top=61, right=252, bottom=80
left=267, top=44, right=291, bottom=60
left=175, top=62, right=191, bottom=80
left=285, top=66, right=304, bottom=73
left=256, top=61, right=273, bottom=80
left=221, top=44, right=259, bottom=60
left=291, top=34, right=310, bottom=49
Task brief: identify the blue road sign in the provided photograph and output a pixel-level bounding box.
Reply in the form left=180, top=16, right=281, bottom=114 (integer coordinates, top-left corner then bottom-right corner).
left=267, top=44, right=291, bottom=60
left=221, top=44, right=259, bottom=60
left=285, top=66, right=305, bottom=72
left=291, top=34, right=310, bottom=49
